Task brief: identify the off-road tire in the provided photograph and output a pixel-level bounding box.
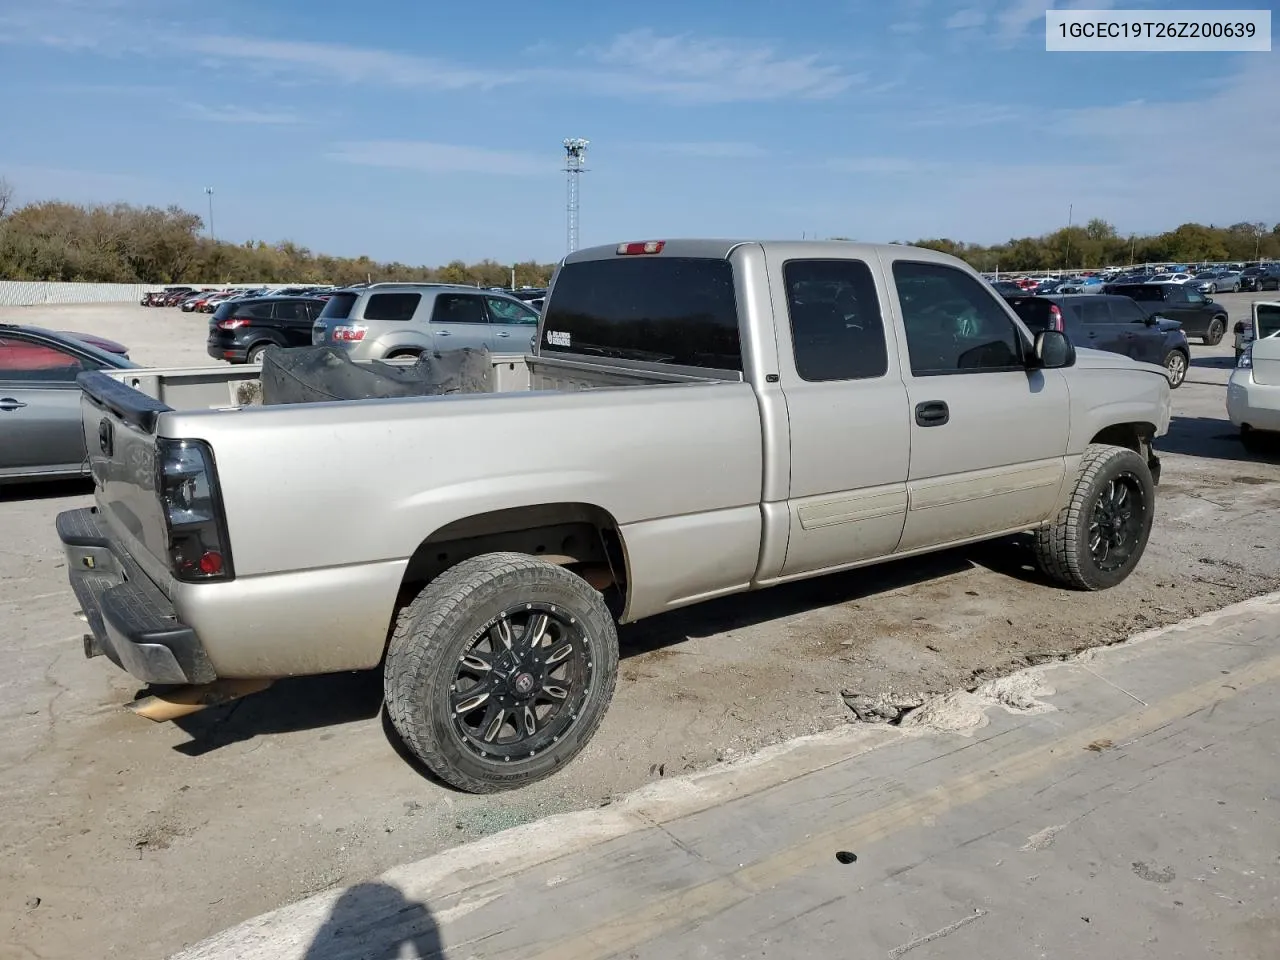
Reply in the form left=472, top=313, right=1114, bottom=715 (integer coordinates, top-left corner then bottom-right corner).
left=384, top=552, right=619, bottom=793
left=1204, top=317, right=1227, bottom=346
left=1033, top=443, right=1155, bottom=591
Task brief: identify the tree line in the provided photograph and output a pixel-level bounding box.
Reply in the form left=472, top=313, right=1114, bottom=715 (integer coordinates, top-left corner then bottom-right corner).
left=0, top=178, right=1275, bottom=286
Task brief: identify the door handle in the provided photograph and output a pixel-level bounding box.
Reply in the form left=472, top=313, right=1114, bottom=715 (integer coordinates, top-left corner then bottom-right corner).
left=436, top=330, right=451, bottom=336
left=496, top=332, right=511, bottom=338
left=914, top=400, right=949, bottom=427
left=0, top=398, right=27, bottom=411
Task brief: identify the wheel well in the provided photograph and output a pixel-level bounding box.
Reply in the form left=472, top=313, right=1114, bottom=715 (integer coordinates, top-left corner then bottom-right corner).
left=1090, top=422, right=1155, bottom=455
left=398, top=503, right=629, bottom=615
left=386, top=348, right=421, bottom=359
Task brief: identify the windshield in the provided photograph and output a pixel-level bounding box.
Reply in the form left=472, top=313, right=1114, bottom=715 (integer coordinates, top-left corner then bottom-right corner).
left=541, top=257, right=741, bottom=370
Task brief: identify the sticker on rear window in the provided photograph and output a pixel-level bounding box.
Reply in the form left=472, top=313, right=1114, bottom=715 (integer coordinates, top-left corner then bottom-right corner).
left=546, top=330, right=570, bottom=347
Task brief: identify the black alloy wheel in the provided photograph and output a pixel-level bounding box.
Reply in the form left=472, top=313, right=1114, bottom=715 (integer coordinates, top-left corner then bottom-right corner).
left=450, top=603, right=591, bottom=762
left=1089, top=473, right=1145, bottom=573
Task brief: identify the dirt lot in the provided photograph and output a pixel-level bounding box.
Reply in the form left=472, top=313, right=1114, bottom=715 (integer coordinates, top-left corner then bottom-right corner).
left=3, top=297, right=1279, bottom=959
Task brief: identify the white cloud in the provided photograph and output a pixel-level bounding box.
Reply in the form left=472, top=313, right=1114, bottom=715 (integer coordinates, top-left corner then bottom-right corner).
left=184, top=35, right=507, bottom=91
left=946, top=7, right=988, bottom=30
left=181, top=102, right=311, bottom=125
left=816, top=57, right=1280, bottom=241
left=1, top=8, right=857, bottom=105
left=641, top=141, right=769, bottom=158
left=585, top=30, right=855, bottom=102
left=325, top=141, right=552, bottom=177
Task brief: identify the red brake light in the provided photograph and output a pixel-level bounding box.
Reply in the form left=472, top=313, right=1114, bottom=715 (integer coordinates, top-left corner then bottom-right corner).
left=198, top=551, right=224, bottom=575
left=216, top=318, right=250, bottom=329
left=1048, top=305, right=1064, bottom=332
left=332, top=325, right=366, bottom=342
left=616, top=240, right=665, bottom=255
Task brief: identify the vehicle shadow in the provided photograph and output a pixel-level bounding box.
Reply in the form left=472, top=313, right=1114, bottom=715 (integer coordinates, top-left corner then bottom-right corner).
left=0, top=477, right=94, bottom=502
left=1157, top=415, right=1279, bottom=464
left=303, top=882, right=445, bottom=959
left=618, top=540, right=1046, bottom=658
left=171, top=670, right=384, bottom=756
left=1191, top=355, right=1237, bottom=370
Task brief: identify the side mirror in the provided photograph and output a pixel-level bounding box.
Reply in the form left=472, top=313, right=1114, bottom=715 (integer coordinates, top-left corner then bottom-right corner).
left=1032, top=330, right=1074, bottom=369
left=1143, top=314, right=1158, bottom=325
left=1204, top=296, right=1214, bottom=304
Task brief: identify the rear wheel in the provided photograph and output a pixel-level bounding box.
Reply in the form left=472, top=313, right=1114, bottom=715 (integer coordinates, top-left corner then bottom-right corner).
left=1033, top=444, right=1155, bottom=591
left=384, top=553, right=620, bottom=793
left=1203, top=317, right=1226, bottom=346
left=1163, top=350, right=1188, bottom=388
left=247, top=342, right=274, bottom=364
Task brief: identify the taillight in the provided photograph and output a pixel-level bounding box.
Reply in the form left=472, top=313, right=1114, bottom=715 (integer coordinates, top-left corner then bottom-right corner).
left=1048, top=305, right=1064, bottom=332
left=616, top=240, right=665, bottom=255
left=155, top=439, right=234, bottom=583
left=216, top=318, right=250, bottom=329
left=332, top=325, right=366, bottom=342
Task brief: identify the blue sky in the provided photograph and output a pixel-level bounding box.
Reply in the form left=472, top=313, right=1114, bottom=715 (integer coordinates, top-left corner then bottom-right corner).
left=0, top=0, right=1275, bottom=265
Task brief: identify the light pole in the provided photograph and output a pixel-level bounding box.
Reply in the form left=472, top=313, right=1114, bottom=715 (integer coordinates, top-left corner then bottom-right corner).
left=204, top=187, right=215, bottom=243
left=1063, top=203, right=1073, bottom=271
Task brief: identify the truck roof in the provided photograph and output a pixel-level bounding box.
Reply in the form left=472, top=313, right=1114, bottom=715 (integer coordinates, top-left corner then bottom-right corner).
left=564, top=239, right=969, bottom=267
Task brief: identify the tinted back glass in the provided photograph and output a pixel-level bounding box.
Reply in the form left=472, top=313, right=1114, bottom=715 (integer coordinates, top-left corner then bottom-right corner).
left=1006, top=297, right=1053, bottom=330
left=1123, top=285, right=1164, bottom=302
left=364, top=293, right=421, bottom=322
left=542, top=257, right=741, bottom=370
left=319, top=292, right=359, bottom=320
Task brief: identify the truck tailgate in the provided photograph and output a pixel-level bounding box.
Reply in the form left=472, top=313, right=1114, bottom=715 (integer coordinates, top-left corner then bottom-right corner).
left=78, top=371, right=176, bottom=588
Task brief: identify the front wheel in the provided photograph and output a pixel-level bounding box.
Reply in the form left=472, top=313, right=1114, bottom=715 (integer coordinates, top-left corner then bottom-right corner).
left=1163, top=350, right=1188, bottom=388
left=1203, top=317, right=1226, bottom=346
left=384, top=553, right=620, bottom=793
left=1033, top=444, right=1155, bottom=591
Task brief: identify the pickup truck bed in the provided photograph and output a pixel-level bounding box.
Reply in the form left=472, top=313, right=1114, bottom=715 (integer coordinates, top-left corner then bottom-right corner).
left=60, top=238, right=1171, bottom=793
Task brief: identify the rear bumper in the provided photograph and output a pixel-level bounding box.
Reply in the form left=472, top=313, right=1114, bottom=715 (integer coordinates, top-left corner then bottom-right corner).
left=206, top=342, right=248, bottom=363
left=57, top=507, right=216, bottom=685
left=1227, top=371, right=1280, bottom=432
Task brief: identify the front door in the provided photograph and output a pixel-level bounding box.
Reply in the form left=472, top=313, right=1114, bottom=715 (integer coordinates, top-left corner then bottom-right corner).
left=771, top=255, right=911, bottom=578
left=0, top=334, right=96, bottom=477
left=428, top=293, right=492, bottom=351
left=1108, top=296, right=1162, bottom=364
left=883, top=257, right=1071, bottom=553
left=483, top=296, right=540, bottom=352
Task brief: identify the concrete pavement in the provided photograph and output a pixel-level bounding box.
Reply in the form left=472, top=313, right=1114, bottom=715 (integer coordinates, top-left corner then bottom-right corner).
left=175, top=593, right=1280, bottom=960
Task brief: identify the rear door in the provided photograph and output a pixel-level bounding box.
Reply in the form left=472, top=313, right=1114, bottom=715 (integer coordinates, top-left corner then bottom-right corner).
left=0, top=334, right=98, bottom=477
left=1075, top=297, right=1129, bottom=356
left=483, top=295, right=540, bottom=352
left=271, top=300, right=313, bottom=347
left=768, top=255, right=910, bottom=577
left=883, top=256, right=1069, bottom=552
left=429, top=293, right=492, bottom=351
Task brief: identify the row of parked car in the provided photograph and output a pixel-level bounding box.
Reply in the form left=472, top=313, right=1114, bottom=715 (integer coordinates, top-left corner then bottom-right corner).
left=142, top=285, right=338, bottom=312
left=990, top=263, right=1280, bottom=298
left=203, top=283, right=543, bottom=364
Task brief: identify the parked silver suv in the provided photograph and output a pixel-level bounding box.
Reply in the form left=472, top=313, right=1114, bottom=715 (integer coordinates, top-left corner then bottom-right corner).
left=312, top=283, right=539, bottom=359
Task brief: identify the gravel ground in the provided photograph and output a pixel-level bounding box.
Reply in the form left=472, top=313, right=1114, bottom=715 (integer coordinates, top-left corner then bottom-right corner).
left=2, top=296, right=1278, bottom=960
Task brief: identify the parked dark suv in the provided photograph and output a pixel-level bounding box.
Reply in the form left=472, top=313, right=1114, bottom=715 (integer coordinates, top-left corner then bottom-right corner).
left=206, top=297, right=326, bottom=364
left=1099, top=282, right=1229, bottom=344
left=1239, top=264, right=1280, bottom=292
left=1004, top=293, right=1192, bottom=387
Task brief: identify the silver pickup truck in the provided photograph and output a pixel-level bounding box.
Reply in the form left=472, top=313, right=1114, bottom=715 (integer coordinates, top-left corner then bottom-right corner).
left=58, top=240, right=1172, bottom=792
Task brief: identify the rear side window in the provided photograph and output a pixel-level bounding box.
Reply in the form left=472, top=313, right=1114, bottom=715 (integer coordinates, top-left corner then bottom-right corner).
left=431, top=294, right=487, bottom=324
left=542, top=257, right=741, bottom=370
left=783, top=259, right=887, bottom=381
left=319, top=292, right=360, bottom=320
left=364, top=293, right=422, bottom=322
left=211, top=303, right=237, bottom=321
left=1257, top=304, right=1280, bottom=339
left=1078, top=300, right=1112, bottom=324
left=273, top=301, right=307, bottom=321
left=1125, top=286, right=1164, bottom=302
left=245, top=302, right=274, bottom=319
